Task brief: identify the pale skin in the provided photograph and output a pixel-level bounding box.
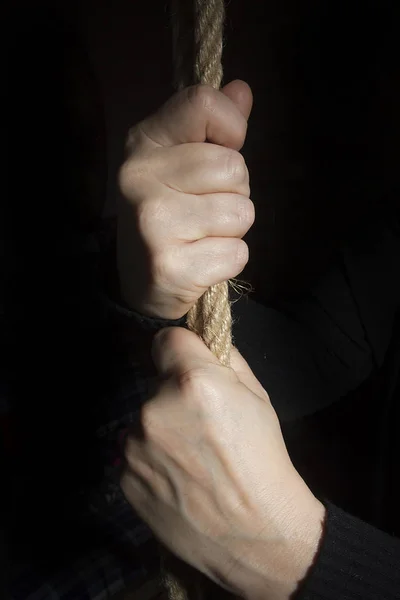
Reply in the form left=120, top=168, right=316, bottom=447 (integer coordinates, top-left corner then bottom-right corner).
left=118, top=80, right=326, bottom=599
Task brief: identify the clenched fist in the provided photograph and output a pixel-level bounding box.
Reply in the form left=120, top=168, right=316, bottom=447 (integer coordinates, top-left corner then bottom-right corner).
left=120, top=327, right=325, bottom=599
left=117, top=80, right=254, bottom=319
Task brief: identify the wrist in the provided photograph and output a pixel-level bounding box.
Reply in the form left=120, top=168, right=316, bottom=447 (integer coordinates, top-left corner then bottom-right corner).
left=225, top=478, right=326, bottom=600
left=274, top=494, right=325, bottom=600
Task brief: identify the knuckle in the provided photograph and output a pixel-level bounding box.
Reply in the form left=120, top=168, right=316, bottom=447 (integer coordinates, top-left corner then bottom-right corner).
left=152, top=246, right=176, bottom=286
left=237, top=197, right=255, bottom=228
left=176, top=367, right=215, bottom=407
left=136, top=198, right=168, bottom=235
left=235, top=239, right=249, bottom=269
left=117, top=158, right=151, bottom=199
left=176, top=366, right=203, bottom=390
left=225, top=151, right=248, bottom=184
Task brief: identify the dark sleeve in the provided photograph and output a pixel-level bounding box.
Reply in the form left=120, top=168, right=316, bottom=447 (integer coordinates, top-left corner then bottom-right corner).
left=297, top=502, right=400, bottom=600
left=231, top=220, right=400, bottom=420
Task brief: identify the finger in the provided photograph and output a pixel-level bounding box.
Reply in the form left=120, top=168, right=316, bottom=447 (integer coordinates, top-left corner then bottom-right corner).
left=173, top=236, right=249, bottom=290
left=118, top=143, right=250, bottom=207
left=129, top=80, right=252, bottom=152
left=145, top=192, right=254, bottom=244
left=153, top=143, right=250, bottom=197
left=178, top=193, right=254, bottom=241
left=151, top=326, right=224, bottom=378
left=229, top=346, right=271, bottom=402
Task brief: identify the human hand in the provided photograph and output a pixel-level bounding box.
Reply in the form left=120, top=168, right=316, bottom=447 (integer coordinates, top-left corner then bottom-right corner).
left=120, top=327, right=325, bottom=599
left=117, top=80, right=254, bottom=319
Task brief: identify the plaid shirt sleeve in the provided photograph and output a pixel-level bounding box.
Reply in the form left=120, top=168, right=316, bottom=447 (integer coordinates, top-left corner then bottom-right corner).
left=7, top=289, right=184, bottom=600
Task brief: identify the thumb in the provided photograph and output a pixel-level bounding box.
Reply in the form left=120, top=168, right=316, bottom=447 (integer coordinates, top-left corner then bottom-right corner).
left=230, top=346, right=271, bottom=403
left=152, top=327, right=270, bottom=403
left=221, top=80, right=253, bottom=121
left=151, top=327, right=223, bottom=378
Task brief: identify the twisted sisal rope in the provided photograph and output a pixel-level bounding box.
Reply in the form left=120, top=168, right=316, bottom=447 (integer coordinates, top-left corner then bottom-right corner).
left=160, top=1, right=239, bottom=599
left=172, top=0, right=232, bottom=368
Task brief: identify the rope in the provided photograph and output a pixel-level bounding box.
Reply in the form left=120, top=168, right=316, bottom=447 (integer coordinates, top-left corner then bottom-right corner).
left=173, top=0, right=232, bottom=369
left=160, top=1, right=235, bottom=598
